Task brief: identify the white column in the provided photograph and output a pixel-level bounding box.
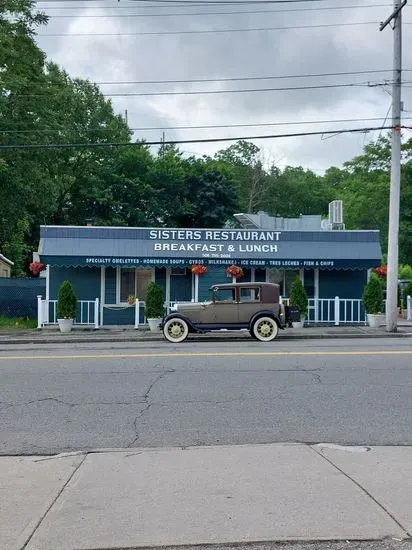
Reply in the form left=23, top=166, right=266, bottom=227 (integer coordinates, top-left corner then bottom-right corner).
left=194, top=274, right=199, bottom=302
left=314, top=268, right=319, bottom=323
left=45, top=265, right=50, bottom=324
left=100, top=266, right=105, bottom=326
left=166, top=267, right=171, bottom=305
left=94, top=298, right=100, bottom=329
left=135, top=300, right=140, bottom=329
left=334, top=296, right=340, bottom=326
left=37, top=295, right=43, bottom=329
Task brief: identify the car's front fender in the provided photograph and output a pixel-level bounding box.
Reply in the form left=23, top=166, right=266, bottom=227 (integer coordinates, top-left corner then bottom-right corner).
left=160, top=313, right=200, bottom=333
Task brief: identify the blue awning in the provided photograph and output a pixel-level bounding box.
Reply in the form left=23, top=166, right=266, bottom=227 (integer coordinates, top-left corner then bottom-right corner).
left=39, top=225, right=382, bottom=270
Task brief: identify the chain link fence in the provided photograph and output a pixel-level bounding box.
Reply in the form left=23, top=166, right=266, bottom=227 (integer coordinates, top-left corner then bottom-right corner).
left=0, top=278, right=46, bottom=319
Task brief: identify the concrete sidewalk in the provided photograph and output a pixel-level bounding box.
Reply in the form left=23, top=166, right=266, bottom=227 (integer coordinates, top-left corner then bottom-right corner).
left=1, top=323, right=412, bottom=345
left=2, top=443, right=411, bottom=550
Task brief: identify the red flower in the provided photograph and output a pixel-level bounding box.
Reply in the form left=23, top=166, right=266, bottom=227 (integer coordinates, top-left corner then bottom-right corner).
left=373, top=265, right=387, bottom=278
left=191, top=264, right=207, bottom=275
left=29, top=262, right=45, bottom=276
left=225, top=264, right=244, bottom=279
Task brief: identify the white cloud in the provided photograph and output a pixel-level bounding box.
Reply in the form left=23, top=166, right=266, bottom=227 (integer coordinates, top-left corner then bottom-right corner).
left=35, top=0, right=412, bottom=172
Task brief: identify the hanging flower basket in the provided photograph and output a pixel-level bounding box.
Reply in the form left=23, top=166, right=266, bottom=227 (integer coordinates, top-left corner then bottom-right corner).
left=29, top=262, right=45, bottom=277
left=373, top=265, right=387, bottom=279
left=127, top=295, right=136, bottom=305
left=225, top=264, right=244, bottom=279
left=191, top=264, right=207, bottom=275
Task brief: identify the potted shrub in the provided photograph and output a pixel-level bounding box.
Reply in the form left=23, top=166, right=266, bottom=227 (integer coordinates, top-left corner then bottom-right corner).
left=57, top=280, right=77, bottom=333
left=362, top=273, right=384, bottom=328
left=402, top=281, right=412, bottom=319
left=290, top=276, right=308, bottom=328
left=145, top=282, right=165, bottom=332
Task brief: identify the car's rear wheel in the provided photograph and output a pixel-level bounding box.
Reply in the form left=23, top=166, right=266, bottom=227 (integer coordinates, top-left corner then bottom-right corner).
left=252, top=316, right=279, bottom=342
left=163, top=317, right=189, bottom=343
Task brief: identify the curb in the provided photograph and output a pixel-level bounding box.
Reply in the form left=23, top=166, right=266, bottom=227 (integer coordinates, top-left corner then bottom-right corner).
left=1, top=332, right=412, bottom=345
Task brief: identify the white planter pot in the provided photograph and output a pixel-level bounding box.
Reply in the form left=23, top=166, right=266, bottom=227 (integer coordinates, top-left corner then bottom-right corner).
left=292, top=320, right=304, bottom=329
left=147, top=318, right=162, bottom=332
left=57, top=318, right=73, bottom=333
left=367, top=314, right=381, bottom=328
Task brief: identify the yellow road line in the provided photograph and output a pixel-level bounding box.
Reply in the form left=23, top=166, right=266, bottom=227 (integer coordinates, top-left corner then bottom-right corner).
left=0, top=350, right=412, bottom=360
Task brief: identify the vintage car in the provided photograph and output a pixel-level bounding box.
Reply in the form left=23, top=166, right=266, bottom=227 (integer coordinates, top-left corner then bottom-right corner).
left=160, top=282, right=292, bottom=343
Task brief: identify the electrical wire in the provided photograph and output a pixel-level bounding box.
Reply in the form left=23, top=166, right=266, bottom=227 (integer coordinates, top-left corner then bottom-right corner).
left=41, top=4, right=392, bottom=17
left=3, top=116, right=412, bottom=134
left=10, top=80, right=400, bottom=98
left=34, top=0, right=331, bottom=5
left=34, top=21, right=386, bottom=36
left=0, top=125, right=406, bottom=149
left=92, top=69, right=405, bottom=86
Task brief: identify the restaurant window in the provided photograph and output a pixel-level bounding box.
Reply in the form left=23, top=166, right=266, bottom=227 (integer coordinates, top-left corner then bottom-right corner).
left=119, top=268, right=152, bottom=303
left=267, top=269, right=300, bottom=296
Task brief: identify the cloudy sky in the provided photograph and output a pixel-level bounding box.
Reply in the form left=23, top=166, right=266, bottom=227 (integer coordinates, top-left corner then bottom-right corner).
left=34, top=0, right=412, bottom=172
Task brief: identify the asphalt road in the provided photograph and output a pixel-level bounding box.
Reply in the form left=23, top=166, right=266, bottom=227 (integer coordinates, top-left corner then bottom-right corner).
left=1, top=337, right=412, bottom=455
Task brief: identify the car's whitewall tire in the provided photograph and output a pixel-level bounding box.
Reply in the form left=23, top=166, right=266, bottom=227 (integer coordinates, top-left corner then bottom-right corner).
left=163, top=317, right=189, bottom=343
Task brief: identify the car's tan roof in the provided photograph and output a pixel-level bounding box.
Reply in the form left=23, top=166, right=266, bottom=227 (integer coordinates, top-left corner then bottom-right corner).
left=209, top=282, right=279, bottom=289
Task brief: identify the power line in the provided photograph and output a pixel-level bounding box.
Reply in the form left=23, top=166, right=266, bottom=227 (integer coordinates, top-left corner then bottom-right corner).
left=34, top=0, right=330, bottom=4
left=92, top=69, right=407, bottom=86
left=11, top=80, right=400, bottom=98
left=0, top=125, right=406, bottom=149
left=42, top=4, right=392, bottom=16
left=34, top=21, right=387, bottom=36
left=4, top=116, right=412, bottom=134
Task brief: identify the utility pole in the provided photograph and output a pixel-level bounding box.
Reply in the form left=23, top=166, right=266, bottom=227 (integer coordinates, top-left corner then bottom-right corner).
left=379, top=0, right=407, bottom=332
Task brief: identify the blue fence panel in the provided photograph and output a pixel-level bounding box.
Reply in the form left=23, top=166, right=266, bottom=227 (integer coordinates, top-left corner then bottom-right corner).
left=0, top=278, right=45, bottom=318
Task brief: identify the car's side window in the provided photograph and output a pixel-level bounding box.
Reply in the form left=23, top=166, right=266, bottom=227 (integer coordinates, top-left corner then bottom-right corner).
left=239, top=287, right=261, bottom=302
left=214, top=288, right=235, bottom=302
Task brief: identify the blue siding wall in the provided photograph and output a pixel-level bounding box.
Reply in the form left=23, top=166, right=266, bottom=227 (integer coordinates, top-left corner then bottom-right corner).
left=304, top=269, right=315, bottom=298
left=50, top=266, right=100, bottom=300
left=198, top=266, right=229, bottom=301
left=319, top=269, right=368, bottom=299
left=105, top=268, right=116, bottom=304
left=103, top=306, right=135, bottom=325
left=155, top=268, right=166, bottom=298
left=170, top=270, right=192, bottom=302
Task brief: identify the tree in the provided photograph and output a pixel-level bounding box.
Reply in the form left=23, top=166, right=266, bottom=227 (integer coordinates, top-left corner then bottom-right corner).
left=290, top=277, right=308, bottom=319
left=362, top=274, right=384, bottom=315
left=57, top=280, right=77, bottom=319
left=168, top=157, right=239, bottom=228
left=215, top=140, right=272, bottom=213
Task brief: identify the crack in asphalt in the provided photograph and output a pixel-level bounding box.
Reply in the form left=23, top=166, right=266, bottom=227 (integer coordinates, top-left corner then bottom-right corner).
left=128, top=368, right=175, bottom=447
left=1, top=397, right=147, bottom=407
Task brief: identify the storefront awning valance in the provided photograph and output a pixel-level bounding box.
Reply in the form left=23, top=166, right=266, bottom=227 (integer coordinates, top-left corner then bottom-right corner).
left=38, top=225, right=382, bottom=270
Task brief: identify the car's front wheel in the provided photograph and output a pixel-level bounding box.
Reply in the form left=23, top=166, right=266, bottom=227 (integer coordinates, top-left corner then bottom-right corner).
left=163, top=317, right=189, bottom=343
left=251, top=316, right=279, bottom=342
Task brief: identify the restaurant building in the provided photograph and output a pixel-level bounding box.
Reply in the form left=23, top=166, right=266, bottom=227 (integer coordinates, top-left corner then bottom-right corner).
left=37, top=203, right=382, bottom=326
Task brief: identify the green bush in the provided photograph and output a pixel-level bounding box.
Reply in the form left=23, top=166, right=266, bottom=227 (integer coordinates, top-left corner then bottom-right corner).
left=290, top=277, right=308, bottom=318
left=399, top=264, right=412, bottom=280
left=57, top=280, right=77, bottom=319
left=145, top=282, right=165, bottom=318
left=402, top=281, right=412, bottom=305
left=362, top=274, right=383, bottom=315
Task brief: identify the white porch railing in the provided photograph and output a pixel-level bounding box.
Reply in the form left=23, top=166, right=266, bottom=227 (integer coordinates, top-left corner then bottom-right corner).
left=407, top=295, right=412, bottom=320
left=306, top=297, right=366, bottom=325
left=37, top=296, right=99, bottom=328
